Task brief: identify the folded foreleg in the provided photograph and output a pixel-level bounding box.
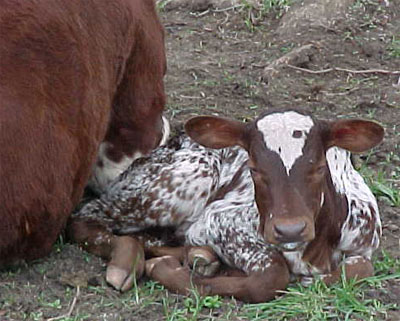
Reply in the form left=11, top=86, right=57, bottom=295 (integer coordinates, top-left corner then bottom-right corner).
left=67, top=218, right=145, bottom=292
left=321, top=255, right=374, bottom=285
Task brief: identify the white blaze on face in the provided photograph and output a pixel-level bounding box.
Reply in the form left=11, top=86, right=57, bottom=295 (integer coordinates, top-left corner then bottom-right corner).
left=256, top=111, right=314, bottom=175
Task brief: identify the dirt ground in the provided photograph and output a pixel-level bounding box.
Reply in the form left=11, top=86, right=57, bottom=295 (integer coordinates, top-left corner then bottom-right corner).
left=1, top=0, right=399, bottom=320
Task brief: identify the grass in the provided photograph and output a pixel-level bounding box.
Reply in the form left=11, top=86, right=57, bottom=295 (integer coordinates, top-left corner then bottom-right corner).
left=150, top=251, right=400, bottom=321
left=162, top=292, right=224, bottom=321
left=387, top=36, right=400, bottom=58
left=237, top=0, right=295, bottom=31
left=357, top=150, right=400, bottom=207
left=45, top=251, right=398, bottom=321
left=242, top=259, right=400, bottom=321
left=121, top=251, right=399, bottom=321
left=156, top=0, right=174, bottom=11
left=261, top=0, right=293, bottom=13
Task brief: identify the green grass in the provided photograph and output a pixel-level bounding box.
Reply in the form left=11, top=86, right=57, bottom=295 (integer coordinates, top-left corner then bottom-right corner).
left=239, top=0, right=295, bottom=31
left=387, top=36, right=400, bottom=58
left=1, top=243, right=399, bottom=321
left=156, top=0, right=173, bottom=11
left=261, top=0, right=293, bottom=12
left=240, top=252, right=400, bottom=321
left=162, top=292, right=224, bottom=321
left=116, top=252, right=400, bottom=321
left=116, top=252, right=399, bottom=321
left=357, top=151, right=400, bottom=207
left=243, top=282, right=396, bottom=320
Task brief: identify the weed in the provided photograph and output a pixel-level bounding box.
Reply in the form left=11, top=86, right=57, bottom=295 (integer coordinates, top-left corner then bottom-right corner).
left=280, top=42, right=295, bottom=53
left=240, top=0, right=294, bottom=31
left=156, top=0, right=173, bottom=11
left=261, top=0, right=293, bottom=14
left=356, top=151, right=400, bottom=207
left=387, top=36, right=400, bottom=58
left=374, top=250, right=400, bottom=274
left=53, top=234, right=66, bottom=253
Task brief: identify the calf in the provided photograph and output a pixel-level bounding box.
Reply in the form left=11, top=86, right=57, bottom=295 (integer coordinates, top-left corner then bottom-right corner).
left=0, top=0, right=168, bottom=265
left=70, top=109, right=383, bottom=302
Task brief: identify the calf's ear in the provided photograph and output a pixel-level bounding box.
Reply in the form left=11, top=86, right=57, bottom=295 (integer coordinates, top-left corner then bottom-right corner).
left=328, top=119, right=384, bottom=152
left=185, top=116, right=247, bottom=149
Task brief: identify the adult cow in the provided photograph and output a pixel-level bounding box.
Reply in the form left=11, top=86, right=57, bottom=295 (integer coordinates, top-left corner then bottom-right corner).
left=70, top=109, right=383, bottom=302
left=0, top=0, right=169, bottom=265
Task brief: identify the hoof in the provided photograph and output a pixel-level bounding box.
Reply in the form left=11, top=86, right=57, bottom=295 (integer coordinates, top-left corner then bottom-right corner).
left=145, top=255, right=181, bottom=277
left=188, top=247, right=220, bottom=277
left=106, top=236, right=145, bottom=292
left=106, top=264, right=135, bottom=292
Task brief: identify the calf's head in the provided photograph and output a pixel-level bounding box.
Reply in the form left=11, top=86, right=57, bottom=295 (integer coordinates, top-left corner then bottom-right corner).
left=185, top=110, right=383, bottom=248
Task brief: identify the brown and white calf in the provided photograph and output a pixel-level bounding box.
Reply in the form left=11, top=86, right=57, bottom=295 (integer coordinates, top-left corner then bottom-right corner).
left=0, top=0, right=168, bottom=265
left=70, top=109, right=383, bottom=303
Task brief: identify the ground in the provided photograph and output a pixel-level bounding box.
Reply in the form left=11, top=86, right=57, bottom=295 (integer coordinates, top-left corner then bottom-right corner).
left=0, top=0, right=399, bottom=320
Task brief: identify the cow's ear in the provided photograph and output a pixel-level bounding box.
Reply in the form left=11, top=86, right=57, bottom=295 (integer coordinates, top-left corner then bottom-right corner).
left=185, top=116, right=247, bottom=149
left=327, top=119, right=384, bottom=152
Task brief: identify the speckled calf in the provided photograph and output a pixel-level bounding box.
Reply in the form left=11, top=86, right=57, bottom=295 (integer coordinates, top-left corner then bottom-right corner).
left=70, top=108, right=384, bottom=302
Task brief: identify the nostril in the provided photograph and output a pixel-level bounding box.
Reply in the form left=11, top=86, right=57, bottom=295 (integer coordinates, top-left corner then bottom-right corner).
left=274, top=221, right=306, bottom=238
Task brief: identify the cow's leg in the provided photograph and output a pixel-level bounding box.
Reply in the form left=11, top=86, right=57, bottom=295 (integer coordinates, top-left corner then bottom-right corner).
left=146, top=245, right=220, bottom=277
left=146, top=251, right=289, bottom=303
left=67, top=219, right=144, bottom=292
left=320, top=256, right=374, bottom=285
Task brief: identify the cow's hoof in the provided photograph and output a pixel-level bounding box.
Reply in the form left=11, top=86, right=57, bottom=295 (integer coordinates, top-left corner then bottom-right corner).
left=106, top=264, right=135, bottom=292
left=188, top=247, right=220, bottom=277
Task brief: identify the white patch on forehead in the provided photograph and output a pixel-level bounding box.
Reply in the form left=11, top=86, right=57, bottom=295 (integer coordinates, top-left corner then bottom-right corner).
left=256, top=111, right=314, bottom=175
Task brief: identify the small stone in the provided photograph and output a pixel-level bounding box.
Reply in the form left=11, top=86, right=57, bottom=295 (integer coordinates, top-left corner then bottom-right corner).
left=386, top=224, right=400, bottom=232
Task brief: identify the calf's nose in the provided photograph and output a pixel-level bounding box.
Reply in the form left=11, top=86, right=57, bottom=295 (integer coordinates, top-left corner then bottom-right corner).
left=274, top=221, right=306, bottom=242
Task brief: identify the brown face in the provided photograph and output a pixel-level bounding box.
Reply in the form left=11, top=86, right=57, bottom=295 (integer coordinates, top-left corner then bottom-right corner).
left=246, top=115, right=327, bottom=246
left=185, top=109, right=384, bottom=248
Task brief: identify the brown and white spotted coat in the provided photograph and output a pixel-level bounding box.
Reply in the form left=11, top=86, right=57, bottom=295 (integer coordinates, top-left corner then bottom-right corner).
left=70, top=109, right=383, bottom=302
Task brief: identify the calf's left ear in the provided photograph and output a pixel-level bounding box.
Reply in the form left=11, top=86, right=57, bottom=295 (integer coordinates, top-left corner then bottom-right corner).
left=185, top=116, right=247, bottom=149
left=328, top=119, right=384, bottom=152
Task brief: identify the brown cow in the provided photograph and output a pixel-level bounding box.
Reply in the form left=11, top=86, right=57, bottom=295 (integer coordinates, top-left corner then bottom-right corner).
left=0, top=0, right=168, bottom=265
left=70, top=109, right=383, bottom=302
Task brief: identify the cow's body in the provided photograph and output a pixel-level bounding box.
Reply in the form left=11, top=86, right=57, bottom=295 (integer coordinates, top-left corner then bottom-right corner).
left=0, top=0, right=168, bottom=265
left=71, top=109, right=383, bottom=302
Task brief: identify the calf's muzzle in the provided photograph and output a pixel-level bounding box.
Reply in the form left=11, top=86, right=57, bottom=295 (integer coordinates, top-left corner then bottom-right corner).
left=264, top=217, right=315, bottom=245
left=274, top=221, right=306, bottom=241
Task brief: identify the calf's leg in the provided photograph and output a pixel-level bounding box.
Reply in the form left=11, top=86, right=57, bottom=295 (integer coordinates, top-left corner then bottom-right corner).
left=146, top=245, right=220, bottom=277
left=320, top=256, right=374, bottom=285
left=67, top=219, right=144, bottom=291
left=146, top=253, right=289, bottom=303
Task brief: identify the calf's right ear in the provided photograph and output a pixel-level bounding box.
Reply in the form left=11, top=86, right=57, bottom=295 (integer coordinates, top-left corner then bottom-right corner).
left=327, top=119, right=384, bottom=152
left=185, top=116, right=247, bottom=149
